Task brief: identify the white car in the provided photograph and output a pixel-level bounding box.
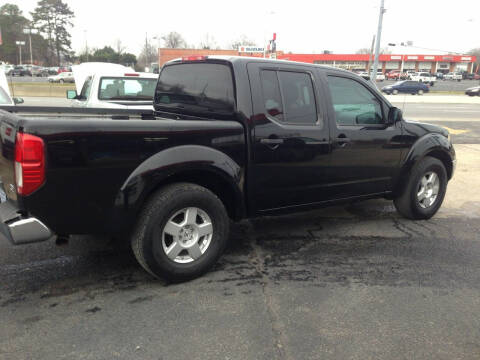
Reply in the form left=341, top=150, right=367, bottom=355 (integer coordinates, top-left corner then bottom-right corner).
left=48, top=72, right=75, bottom=83
left=0, top=71, right=23, bottom=106
left=444, top=72, right=462, bottom=81
left=376, top=72, right=385, bottom=81
left=409, top=72, right=436, bottom=86
left=1, top=64, right=14, bottom=75
left=67, top=62, right=158, bottom=110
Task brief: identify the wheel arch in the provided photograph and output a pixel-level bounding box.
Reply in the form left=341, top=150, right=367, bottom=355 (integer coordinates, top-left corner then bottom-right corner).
left=393, top=134, right=454, bottom=196
left=110, top=145, right=246, bottom=234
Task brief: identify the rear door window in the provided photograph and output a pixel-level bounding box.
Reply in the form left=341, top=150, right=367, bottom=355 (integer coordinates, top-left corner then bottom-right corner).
left=259, top=69, right=319, bottom=126
left=155, top=62, right=235, bottom=118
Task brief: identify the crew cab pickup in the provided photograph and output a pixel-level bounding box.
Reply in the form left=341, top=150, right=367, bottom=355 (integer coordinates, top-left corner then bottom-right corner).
left=0, top=56, right=456, bottom=281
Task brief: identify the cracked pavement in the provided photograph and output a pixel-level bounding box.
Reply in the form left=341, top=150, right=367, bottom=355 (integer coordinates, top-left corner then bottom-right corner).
left=1, top=144, right=479, bottom=360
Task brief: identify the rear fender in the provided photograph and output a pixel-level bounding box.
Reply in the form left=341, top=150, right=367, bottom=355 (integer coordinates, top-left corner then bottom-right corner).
left=109, top=145, right=244, bottom=232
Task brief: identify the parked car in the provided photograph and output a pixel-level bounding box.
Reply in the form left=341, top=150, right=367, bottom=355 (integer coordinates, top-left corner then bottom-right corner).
left=48, top=71, right=74, bottom=83
left=47, top=67, right=59, bottom=75
left=435, top=72, right=445, bottom=80
left=386, top=70, right=407, bottom=80
left=381, top=80, right=430, bottom=95
left=57, top=66, right=72, bottom=74
left=405, top=70, right=416, bottom=79
left=0, top=71, right=24, bottom=106
left=9, top=66, right=31, bottom=77
left=67, top=62, right=158, bottom=110
left=376, top=72, right=385, bottom=81
left=444, top=72, right=462, bottom=81
left=2, top=64, right=14, bottom=75
left=31, top=66, right=49, bottom=77
left=465, top=86, right=480, bottom=96
left=463, top=73, right=480, bottom=80
left=358, top=71, right=370, bottom=80
left=409, top=72, right=436, bottom=86
left=0, top=56, right=455, bottom=281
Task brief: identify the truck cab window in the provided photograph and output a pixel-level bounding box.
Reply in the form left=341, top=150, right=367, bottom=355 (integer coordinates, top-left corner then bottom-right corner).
left=327, top=76, right=383, bottom=126
left=278, top=71, right=318, bottom=125
left=260, top=70, right=318, bottom=125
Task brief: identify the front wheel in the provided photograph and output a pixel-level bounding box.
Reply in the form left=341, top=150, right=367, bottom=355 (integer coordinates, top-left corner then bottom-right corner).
left=59, top=79, right=64, bottom=83
left=394, top=156, right=447, bottom=220
left=131, top=183, right=230, bottom=282
left=392, top=89, right=399, bottom=95
left=417, top=89, right=424, bottom=95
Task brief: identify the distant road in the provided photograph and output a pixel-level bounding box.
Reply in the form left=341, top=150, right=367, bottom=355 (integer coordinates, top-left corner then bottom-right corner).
left=8, top=75, right=480, bottom=91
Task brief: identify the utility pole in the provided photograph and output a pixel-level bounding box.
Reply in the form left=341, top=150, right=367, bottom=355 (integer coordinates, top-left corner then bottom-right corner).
left=84, top=30, right=89, bottom=61
left=145, top=32, right=148, bottom=71
left=371, top=0, right=386, bottom=83
left=366, top=35, right=375, bottom=73
left=23, top=29, right=38, bottom=65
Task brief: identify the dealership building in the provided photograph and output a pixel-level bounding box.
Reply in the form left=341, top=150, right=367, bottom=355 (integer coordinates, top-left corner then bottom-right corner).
left=158, top=48, right=477, bottom=73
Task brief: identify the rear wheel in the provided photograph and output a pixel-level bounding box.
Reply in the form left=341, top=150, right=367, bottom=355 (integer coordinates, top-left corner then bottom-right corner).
left=394, top=156, right=447, bottom=220
left=131, top=183, right=229, bottom=282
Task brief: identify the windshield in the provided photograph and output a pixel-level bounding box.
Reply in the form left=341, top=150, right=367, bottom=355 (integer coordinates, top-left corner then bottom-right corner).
left=154, top=62, right=235, bottom=118
left=98, top=77, right=157, bottom=101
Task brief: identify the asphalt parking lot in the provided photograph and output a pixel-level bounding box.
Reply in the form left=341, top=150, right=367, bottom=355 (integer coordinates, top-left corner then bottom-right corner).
left=1, top=98, right=480, bottom=359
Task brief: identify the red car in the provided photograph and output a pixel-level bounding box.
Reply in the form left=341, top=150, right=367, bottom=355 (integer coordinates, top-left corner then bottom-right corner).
left=386, top=70, right=407, bottom=80
left=57, top=66, right=72, bottom=74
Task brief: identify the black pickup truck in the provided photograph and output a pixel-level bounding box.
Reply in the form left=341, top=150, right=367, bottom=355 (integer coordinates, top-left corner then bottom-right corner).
left=0, top=56, right=455, bottom=281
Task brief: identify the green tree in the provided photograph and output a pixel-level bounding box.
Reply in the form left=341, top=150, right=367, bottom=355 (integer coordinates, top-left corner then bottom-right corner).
left=120, top=53, right=137, bottom=67
left=31, top=0, right=74, bottom=65
left=0, top=4, right=30, bottom=64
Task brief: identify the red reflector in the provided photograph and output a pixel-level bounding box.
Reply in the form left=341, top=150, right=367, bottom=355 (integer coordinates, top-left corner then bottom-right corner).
left=124, top=73, right=140, bottom=76
left=15, top=133, right=45, bottom=196
left=181, top=56, right=207, bottom=61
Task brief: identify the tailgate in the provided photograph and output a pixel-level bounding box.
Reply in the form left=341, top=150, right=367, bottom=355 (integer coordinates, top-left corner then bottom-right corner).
left=0, top=110, right=20, bottom=205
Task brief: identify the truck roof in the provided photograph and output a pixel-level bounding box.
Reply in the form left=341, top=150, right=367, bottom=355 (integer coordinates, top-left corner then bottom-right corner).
left=165, top=55, right=352, bottom=74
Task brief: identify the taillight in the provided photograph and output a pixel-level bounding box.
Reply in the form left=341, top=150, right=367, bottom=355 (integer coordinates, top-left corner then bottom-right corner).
left=15, top=133, right=45, bottom=196
left=181, top=55, right=207, bottom=61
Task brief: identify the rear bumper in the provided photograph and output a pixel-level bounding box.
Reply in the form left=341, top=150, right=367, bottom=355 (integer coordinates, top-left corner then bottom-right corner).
left=0, top=201, right=52, bottom=245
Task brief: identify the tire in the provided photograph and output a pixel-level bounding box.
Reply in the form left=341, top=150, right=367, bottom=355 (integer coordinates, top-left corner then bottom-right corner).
left=394, top=156, right=447, bottom=220
left=430, top=82, right=434, bottom=86
left=392, top=89, right=399, bottom=95
left=131, top=183, right=230, bottom=282
left=59, top=79, right=64, bottom=83
left=417, top=89, right=424, bottom=95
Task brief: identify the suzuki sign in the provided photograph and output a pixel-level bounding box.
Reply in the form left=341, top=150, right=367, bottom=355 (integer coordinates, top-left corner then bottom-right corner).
left=238, top=46, right=264, bottom=53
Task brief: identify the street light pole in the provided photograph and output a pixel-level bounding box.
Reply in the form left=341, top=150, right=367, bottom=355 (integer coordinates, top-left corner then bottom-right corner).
left=23, top=29, right=38, bottom=65
left=371, top=0, right=386, bottom=83
left=16, top=41, right=25, bottom=64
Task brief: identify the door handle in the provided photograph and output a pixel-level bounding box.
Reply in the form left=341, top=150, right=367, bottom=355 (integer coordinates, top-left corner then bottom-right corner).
left=335, top=135, right=351, bottom=147
left=260, top=138, right=284, bottom=145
